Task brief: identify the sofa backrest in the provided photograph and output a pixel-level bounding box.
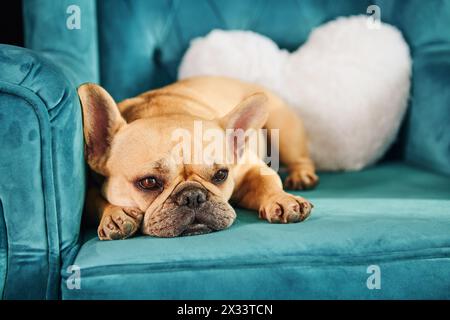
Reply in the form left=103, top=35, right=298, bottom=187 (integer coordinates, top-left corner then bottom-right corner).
left=23, top=0, right=450, bottom=173
left=97, top=0, right=378, bottom=101
left=96, top=0, right=450, bottom=174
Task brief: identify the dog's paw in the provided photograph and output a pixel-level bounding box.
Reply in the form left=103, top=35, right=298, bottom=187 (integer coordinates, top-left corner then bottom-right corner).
left=259, top=192, right=313, bottom=223
left=284, top=168, right=319, bottom=190
left=98, top=206, right=144, bottom=240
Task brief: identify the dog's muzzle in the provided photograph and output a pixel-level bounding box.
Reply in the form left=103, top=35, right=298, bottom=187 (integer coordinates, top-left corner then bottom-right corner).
left=142, top=181, right=236, bottom=237
left=174, top=184, right=207, bottom=209
left=172, top=182, right=213, bottom=236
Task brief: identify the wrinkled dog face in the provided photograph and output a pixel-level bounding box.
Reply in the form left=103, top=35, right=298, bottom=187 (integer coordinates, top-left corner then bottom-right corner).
left=142, top=181, right=236, bottom=237
left=103, top=118, right=238, bottom=237
left=79, top=84, right=266, bottom=237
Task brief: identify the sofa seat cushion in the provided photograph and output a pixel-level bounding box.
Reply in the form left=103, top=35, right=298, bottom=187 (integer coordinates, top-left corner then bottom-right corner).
left=62, top=162, right=450, bottom=299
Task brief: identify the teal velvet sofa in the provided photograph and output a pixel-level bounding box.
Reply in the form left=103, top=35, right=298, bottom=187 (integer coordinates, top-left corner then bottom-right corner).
left=1, top=0, right=449, bottom=299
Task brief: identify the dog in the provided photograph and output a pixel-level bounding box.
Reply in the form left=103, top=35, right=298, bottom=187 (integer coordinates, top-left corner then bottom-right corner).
left=78, top=76, right=318, bottom=239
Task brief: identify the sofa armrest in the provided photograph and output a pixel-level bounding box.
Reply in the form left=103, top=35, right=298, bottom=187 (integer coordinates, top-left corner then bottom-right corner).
left=0, top=44, right=86, bottom=299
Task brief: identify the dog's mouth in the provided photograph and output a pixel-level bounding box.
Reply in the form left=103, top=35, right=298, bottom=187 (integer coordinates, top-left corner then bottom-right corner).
left=180, top=220, right=213, bottom=236
left=141, top=181, right=237, bottom=238
left=142, top=198, right=236, bottom=238
left=178, top=206, right=230, bottom=236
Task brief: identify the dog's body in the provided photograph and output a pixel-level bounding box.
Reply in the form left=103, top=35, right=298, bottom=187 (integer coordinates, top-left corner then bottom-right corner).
left=78, top=76, right=318, bottom=239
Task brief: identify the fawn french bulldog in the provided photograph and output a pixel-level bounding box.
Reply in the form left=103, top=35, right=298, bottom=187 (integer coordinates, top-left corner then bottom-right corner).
left=78, top=76, right=318, bottom=239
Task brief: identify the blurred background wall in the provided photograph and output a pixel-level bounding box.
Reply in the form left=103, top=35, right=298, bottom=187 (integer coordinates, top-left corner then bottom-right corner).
left=0, top=1, right=23, bottom=46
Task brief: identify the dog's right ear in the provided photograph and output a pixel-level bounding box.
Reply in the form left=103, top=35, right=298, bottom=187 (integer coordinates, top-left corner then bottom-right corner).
left=78, top=83, right=126, bottom=176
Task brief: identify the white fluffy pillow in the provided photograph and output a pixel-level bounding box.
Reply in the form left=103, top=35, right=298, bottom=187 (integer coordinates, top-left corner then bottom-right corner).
left=178, top=15, right=411, bottom=171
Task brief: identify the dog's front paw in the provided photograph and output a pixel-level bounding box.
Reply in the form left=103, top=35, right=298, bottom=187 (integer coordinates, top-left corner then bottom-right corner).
left=259, top=192, right=313, bottom=223
left=98, top=206, right=144, bottom=240
left=284, top=168, right=319, bottom=190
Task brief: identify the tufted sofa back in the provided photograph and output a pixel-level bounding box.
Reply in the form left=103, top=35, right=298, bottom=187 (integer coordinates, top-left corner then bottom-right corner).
left=98, top=0, right=379, bottom=101
left=23, top=0, right=450, bottom=173
left=96, top=0, right=450, bottom=174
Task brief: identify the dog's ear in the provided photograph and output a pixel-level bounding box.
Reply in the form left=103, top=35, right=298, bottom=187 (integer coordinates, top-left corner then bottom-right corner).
left=220, top=93, right=269, bottom=131
left=220, top=93, right=269, bottom=160
left=78, top=83, right=126, bottom=176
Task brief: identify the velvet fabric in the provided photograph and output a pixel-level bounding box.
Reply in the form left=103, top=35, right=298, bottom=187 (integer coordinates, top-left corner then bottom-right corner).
left=96, top=0, right=450, bottom=176
left=0, top=45, right=85, bottom=299
left=62, top=163, right=450, bottom=299
left=0, top=0, right=449, bottom=299
left=22, top=0, right=99, bottom=85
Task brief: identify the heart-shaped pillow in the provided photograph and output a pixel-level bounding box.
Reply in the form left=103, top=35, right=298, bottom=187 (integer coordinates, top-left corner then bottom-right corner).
left=178, top=15, right=411, bottom=171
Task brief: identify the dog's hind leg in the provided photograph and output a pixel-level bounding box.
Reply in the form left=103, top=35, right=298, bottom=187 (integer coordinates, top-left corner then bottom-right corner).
left=264, top=94, right=318, bottom=190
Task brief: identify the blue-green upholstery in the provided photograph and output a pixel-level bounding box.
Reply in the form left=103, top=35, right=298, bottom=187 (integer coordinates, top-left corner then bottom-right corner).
left=62, top=163, right=450, bottom=299
left=1, top=0, right=449, bottom=299
left=0, top=44, right=86, bottom=299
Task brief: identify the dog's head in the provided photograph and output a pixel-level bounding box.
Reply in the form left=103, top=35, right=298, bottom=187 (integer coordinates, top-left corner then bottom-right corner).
left=78, top=83, right=268, bottom=237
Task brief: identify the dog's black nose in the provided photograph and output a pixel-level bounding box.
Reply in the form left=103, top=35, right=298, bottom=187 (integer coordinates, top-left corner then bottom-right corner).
left=176, top=188, right=207, bottom=209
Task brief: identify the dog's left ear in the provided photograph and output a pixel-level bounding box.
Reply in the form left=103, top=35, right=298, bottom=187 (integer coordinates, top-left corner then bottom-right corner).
left=220, top=93, right=269, bottom=131
left=78, top=83, right=127, bottom=176
left=220, top=93, right=269, bottom=160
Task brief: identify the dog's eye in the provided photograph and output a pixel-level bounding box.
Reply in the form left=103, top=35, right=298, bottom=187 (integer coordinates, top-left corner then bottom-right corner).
left=212, top=169, right=228, bottom=184
left=137, top=177, right=161, bottom=190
